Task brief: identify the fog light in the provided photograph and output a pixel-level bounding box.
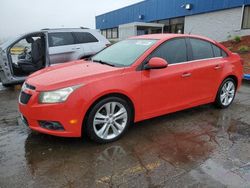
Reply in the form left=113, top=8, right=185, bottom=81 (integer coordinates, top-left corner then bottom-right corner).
left=38, top=121, right=65, bottom=131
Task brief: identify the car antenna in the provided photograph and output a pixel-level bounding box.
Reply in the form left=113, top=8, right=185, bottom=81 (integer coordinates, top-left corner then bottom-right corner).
left=188, top=27, right=194, bottom=35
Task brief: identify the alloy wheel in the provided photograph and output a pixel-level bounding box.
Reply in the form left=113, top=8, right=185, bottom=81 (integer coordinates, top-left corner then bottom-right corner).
left=93, top=102, right=128, bottom=140
left=220, top=80, right=235, bottom=106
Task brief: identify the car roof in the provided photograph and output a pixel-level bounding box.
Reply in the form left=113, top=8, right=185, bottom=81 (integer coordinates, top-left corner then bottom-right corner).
left=130, top=34, right=216, bottom=43
left=42, top=28, right=94, bottom=33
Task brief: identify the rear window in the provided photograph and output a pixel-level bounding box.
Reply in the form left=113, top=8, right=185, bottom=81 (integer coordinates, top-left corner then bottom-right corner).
left=48, top=32, right=75, bottom=47
left=73, top=32, right=98, bottom=44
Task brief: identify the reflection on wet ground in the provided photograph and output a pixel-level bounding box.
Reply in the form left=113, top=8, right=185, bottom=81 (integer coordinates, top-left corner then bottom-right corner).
left=0, top=82, right=250, bottom=187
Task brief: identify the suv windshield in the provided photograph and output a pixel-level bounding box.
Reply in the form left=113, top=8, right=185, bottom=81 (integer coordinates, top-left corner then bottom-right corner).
left=91, top=39, right=157, bottom=67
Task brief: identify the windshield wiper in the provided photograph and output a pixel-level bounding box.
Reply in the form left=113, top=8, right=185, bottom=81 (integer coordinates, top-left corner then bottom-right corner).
left=92, top=59, right=115, bottom=67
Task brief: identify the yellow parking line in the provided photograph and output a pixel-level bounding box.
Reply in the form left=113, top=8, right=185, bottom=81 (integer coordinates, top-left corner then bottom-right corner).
left=96, top=161, right=161, bottom=185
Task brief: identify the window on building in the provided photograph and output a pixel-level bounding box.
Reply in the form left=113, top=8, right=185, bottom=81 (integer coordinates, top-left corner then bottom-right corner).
left=189, top=38, right=214, bottom=60
left=156, top=19, right=170, bottom=33
left=242, top=6, right=250, bottom=29
left=149, top=38, right=187, bottom=64
left=107, top=29, right=112, bottom=39
left=101, top=30, right=107, bottom=38
left=48, top=32, right=75, bottom=47
left=101, top=28, right=119, bottom=39
left=112, top=28, right=118, bottom=38
left=73, top=32, right=98, bottom=44
left=170, top=17, right=185, bottom=34
left=156, top=17, right=184, bottom=34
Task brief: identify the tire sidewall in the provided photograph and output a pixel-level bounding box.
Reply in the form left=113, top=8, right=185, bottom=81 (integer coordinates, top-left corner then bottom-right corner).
left=86, top=96, right=132, bottom=143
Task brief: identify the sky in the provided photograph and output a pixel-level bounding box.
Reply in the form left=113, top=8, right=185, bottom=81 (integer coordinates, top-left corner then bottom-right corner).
left=0, top=0, right=143, bottom=41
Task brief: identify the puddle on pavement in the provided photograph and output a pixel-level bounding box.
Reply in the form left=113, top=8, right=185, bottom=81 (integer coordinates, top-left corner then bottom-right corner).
left=0, top=84, right=250, bottom=187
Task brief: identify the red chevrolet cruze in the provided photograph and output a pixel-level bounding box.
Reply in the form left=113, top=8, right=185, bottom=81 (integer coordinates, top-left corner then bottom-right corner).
left=19, top=34, right=243, bottom=143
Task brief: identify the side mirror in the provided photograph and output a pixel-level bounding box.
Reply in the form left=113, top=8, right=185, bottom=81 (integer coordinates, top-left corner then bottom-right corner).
left=144, top=57, right=168, bottom=70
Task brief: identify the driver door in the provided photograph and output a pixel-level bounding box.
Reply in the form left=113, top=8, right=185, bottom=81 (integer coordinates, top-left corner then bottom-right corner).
left=141, top=38, right=194, bottom=118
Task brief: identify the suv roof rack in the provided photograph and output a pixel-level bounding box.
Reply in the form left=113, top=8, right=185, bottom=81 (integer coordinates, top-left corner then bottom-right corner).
left=41, top=27, right=89, bottom=30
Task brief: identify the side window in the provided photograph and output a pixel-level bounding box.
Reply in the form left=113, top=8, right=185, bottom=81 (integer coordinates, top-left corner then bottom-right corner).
left=212, top=44, right=222, bottom=57
left=190, top=38, right=214, bottom=60
left=149, top=38, right=188, bottom=64
left=212, top=44, right=228, bottom=58
left=73, top=32, right=98, bottom=44
left=10, top=38, right=32, bottom=64
left=221, top=50, right=228, bottom=58
left=48, top=32, right=75, bottom=47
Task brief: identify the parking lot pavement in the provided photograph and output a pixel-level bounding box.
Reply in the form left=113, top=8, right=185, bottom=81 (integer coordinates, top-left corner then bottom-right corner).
left=0, top=82, right=250, bottom=188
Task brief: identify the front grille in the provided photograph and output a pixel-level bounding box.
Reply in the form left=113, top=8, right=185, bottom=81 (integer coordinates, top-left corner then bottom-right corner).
left=20, top=92, right=32, bottom=104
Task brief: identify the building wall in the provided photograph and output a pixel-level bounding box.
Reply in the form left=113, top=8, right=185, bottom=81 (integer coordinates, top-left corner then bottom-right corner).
left=96, top=0, right=250, bottom=30
left=184, top=7, right=250, bottom=41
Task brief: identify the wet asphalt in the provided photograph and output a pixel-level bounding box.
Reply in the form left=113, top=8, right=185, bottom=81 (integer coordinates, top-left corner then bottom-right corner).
left=0, top=82, right=250, bottom=188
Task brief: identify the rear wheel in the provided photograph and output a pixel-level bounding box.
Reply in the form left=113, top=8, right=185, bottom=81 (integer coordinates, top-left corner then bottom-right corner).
left=215, top=78, right=236, bottom=108
left=86, top=97, right=132, bottom=143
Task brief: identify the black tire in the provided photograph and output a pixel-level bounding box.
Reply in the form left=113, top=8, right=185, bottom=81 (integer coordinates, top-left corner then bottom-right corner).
left=215, top=78, right=236, bottom=109
left=86, top=96, right=132, bottom=144
left=2, top=83, right=12, bottom=87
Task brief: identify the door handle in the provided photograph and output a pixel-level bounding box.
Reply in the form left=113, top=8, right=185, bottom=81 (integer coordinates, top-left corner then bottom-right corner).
left=214, top=65, right=221, bottom=70
left=182, top=72, right=192, bottom=78
left=72, top=47, right=81, bottom=50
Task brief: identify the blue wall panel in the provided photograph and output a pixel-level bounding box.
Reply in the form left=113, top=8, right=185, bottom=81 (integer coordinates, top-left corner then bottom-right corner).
left=96, top=0, right=250, bottom=29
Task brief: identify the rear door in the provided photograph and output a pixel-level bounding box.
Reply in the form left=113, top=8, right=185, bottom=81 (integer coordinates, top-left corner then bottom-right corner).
left=186, top=38, right=227, bottom=103
left=48, top=32, right=79, bottom=64
left=73, top=32, right=102, bottom=58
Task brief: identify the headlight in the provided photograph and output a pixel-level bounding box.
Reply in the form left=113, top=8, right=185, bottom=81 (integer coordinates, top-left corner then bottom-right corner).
left=39, top=85, right=81, bottom=104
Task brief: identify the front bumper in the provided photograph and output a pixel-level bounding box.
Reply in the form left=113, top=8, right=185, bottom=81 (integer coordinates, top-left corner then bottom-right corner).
left=19, top=87, right=87, bottom=137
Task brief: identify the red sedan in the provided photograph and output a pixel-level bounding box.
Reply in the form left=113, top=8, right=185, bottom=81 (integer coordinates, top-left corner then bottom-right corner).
left=19, top=34, right=243, bottom=143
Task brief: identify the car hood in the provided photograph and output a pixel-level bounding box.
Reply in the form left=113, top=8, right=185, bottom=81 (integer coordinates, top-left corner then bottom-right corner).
left=26, top=60, right=125, bottom=91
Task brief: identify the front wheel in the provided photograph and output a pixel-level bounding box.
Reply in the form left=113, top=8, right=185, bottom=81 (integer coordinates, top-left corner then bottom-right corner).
left=215, top=78, right=236, bottom=109
left=86, top=97, right=132, bottom=143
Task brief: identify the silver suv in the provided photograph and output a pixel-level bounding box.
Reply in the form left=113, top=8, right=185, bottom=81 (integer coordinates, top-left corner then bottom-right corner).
left=0, top=28, right=110, bottom=86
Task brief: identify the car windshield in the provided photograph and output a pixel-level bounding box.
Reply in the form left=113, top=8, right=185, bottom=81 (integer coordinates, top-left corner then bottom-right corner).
left=91, top=39, right=157, bottom=67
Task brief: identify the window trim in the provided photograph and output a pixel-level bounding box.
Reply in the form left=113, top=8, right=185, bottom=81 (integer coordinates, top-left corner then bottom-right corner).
left=168, top=56, right=224, bottom=67
left=137, top=37, right=229, bottom=71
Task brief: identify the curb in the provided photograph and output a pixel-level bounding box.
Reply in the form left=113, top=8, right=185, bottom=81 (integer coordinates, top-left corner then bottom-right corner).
left=244, top=74, right=250, bottom=80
